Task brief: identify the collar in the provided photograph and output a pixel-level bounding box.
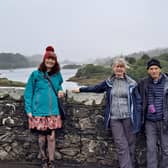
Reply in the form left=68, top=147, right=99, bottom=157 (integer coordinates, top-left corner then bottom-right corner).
left=148, top=73, right=164, bottom=84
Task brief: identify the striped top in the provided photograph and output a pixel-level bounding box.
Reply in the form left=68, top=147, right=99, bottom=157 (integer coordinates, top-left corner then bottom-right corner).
left=111, top=77, right=130, bottom=119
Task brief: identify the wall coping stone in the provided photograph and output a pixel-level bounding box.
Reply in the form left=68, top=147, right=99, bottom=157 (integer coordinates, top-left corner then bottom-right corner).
left=0, top=87, right=105, bottom=105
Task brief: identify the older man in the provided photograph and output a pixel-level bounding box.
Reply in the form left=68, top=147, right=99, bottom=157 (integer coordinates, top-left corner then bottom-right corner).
left=138, top=58, right=168, bottom=168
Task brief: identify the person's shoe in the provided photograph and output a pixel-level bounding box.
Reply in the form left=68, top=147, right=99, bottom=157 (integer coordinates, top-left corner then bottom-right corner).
left=41, top=159, right=48, bottom=168
left=48, top=160, right=56, bottom=168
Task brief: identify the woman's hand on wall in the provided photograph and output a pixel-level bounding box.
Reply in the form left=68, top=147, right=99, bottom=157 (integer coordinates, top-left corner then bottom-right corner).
left=58, top=90, right=64, bottom=98
left=72, top=88, right=80, bottom=93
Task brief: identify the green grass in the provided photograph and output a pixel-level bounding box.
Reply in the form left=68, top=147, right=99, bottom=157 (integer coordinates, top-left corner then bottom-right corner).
left=0, top=78, right=25, bottom=87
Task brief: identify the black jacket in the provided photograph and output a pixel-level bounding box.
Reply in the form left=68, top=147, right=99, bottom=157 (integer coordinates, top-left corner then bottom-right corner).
left=137, top=73, right=168, bottom=132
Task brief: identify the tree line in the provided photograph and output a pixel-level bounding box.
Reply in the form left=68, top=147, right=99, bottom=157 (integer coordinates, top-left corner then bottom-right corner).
left=70, top=53, right=168, bottom=85
left=0, top=53, right=36, bottom=69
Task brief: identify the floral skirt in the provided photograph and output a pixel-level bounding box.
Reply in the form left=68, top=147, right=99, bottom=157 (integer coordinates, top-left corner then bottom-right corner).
left=28, top=116, right=62, bottom=131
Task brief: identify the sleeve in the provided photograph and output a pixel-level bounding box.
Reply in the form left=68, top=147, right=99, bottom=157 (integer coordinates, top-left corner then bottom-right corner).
left=79, top=80, right=107, bottom=93
left=24, top=71, right=36, bottom=114
left=132, top=86, right=143, bottom=133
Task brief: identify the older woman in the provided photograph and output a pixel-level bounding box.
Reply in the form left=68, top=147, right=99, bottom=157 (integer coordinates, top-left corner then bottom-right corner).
left=72, top=57, right=141, bottom=168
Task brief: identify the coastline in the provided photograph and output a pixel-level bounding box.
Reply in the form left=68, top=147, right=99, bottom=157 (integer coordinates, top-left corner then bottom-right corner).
left=0, top=67, right=79, bottom=89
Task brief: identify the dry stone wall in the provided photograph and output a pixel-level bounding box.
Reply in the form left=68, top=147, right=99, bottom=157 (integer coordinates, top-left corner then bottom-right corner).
left=0, top=88, right=146, bottom=167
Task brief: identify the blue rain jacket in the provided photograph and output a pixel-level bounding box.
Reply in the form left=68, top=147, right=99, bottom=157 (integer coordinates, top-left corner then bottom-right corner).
left=80, top=75, right=142, bottom=133
left=24, top=70, right=63, bottom=117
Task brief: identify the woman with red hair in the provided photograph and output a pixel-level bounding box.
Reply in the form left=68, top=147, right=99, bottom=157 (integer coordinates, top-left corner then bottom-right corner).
left=24, top=46, right=64, bottom=168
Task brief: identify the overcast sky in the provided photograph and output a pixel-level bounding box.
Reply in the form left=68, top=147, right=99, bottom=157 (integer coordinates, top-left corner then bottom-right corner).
left=0, top=0, right=168, bottom=61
